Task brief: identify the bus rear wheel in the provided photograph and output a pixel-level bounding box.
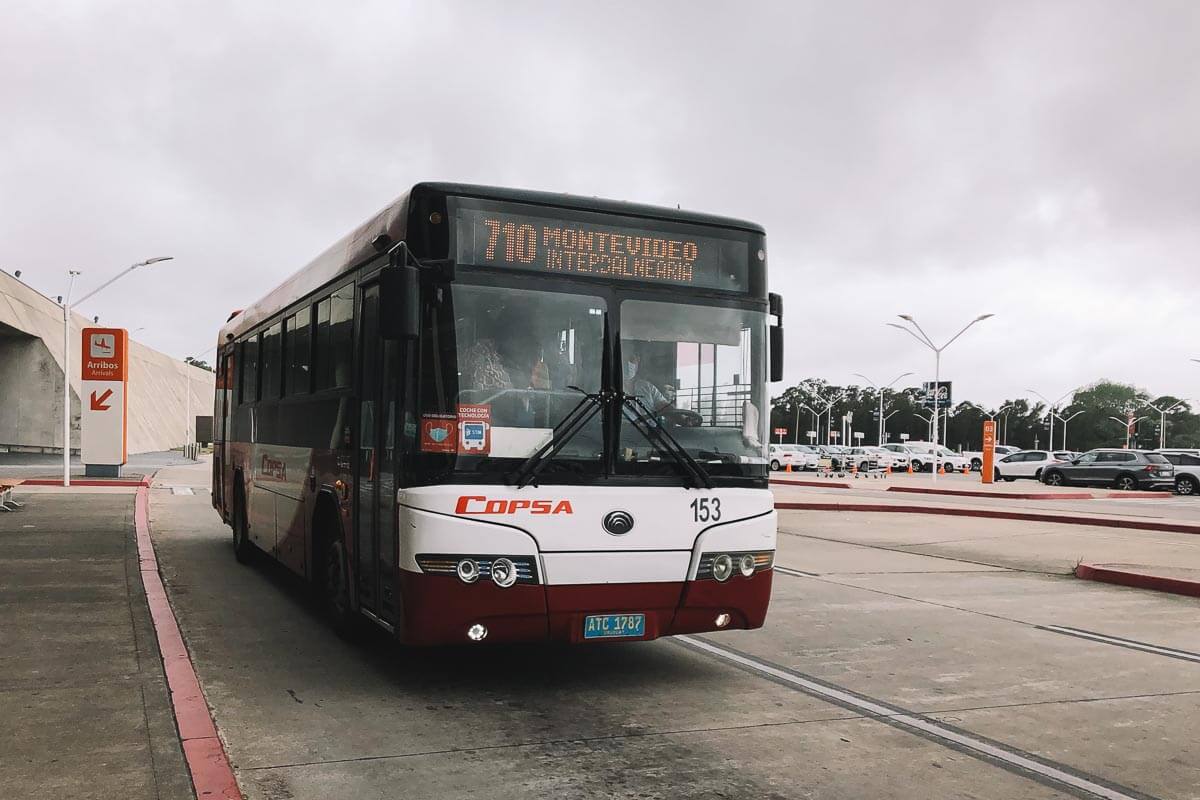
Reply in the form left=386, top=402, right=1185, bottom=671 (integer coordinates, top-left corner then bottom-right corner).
left=232, top=486, right=255, bottom=564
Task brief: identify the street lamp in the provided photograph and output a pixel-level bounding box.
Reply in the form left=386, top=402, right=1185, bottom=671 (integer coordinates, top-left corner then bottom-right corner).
left=853, top=371, right=914, bottom=446
left=887, top=313, right=993, bottom=481
left=1107, top=415, right=1147, bottom=450
left=1058, top=409, right=1084, bottom=450
left=1025, top=387, right=1077, bottom=457
left=802, top=385, right=845, bottom=445
left=795, top=402, right=817, bottom=445
left=62, top=257, right=173, bottom=486
left=1142, top=399, right=1189, bottom=450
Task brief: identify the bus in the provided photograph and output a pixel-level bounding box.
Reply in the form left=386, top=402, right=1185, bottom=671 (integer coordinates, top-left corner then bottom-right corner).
left=212, top=183, right=784, bottom=645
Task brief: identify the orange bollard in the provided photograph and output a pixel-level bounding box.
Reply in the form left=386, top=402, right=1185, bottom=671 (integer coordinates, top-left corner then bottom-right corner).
left=850, top=462, right=858, bottom=476
left=938, top=463, right=946, bottom=475
left=906, top=463, right=914, bottom=475
left=885, top=464, right=892, bottom=475
left=786, top=461, right=792, bottom=472
left=962, top=463, right=970, bottom=475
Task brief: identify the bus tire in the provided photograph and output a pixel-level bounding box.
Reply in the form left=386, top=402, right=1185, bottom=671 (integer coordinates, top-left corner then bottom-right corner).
left=314, top=507, right=362, bottom=639
left=232, top=479, right=256, bottom=565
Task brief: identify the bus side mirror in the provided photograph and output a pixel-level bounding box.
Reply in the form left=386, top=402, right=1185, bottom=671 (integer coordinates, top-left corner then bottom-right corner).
left=769, top=325, right=784, bottom=382
left=379, top=265, right=420, bottom=340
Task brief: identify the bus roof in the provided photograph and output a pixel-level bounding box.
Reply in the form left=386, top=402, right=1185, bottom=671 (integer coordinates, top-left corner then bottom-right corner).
left=218, top=183, right=765, bottom=342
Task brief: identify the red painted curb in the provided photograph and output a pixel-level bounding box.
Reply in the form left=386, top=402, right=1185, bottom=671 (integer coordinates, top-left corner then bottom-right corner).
left=20, top=478, right=151, bottom=487
left=770, top=478, right=853, bottom=489
left=1101, top=492, right=1173, bottom=499
left=134, top=487, right=240, bottom=799
left=773, top=501, right=1200, bottom=535
left=887, top=486, right=1094, bottom=501
left=1075, top=563, right=1200, bottom=598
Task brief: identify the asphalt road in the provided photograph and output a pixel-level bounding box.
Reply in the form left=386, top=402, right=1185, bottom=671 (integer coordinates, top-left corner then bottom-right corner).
left=149, top=463, right=1200, bottom=799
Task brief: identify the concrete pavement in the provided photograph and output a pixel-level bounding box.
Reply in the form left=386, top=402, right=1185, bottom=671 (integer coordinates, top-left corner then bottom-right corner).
left=0, top=490, right=192, bottom=799
left=143, top=459, right=1200, bottom=799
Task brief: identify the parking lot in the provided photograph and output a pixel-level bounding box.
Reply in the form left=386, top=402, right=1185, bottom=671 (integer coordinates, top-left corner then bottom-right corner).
left=96, top=461, right=1196, bottom=799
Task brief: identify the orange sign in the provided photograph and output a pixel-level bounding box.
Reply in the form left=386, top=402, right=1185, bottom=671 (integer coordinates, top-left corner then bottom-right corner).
left=81, top=328, right=128, bottom=381
left=981, top=420, right=996, bottom=484
left=80, top=327, right=130, bottom=465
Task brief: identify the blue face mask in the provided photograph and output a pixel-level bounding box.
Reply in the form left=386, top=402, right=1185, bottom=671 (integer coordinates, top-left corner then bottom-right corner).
left=625, top=361, right=638, bottom=380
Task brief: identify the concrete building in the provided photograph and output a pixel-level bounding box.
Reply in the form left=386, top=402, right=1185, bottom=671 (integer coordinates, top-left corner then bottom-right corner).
left=0, top=269, right=214, bottom=455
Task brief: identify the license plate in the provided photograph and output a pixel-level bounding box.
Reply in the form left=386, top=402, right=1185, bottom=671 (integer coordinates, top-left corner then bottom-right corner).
left=583, top=613, right=645, bottom=640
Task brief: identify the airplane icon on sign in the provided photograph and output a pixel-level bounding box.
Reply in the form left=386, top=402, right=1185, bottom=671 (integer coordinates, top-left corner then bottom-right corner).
left=89, top=334, right=115, bottom=359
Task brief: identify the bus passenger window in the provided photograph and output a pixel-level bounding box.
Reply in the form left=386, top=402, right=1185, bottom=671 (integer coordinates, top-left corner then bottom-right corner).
left=284, top=307, right=311, bottom=395
left=314, top=298, right=332, bottom=390
left=261, top=321, right=282, bottom=399
left=331, top=285, right=354, bottom=388
left=240, top=336, right=259, bottom=403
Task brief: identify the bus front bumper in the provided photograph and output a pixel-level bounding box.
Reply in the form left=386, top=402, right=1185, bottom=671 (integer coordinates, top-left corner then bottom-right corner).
left=396, top=569, right=773, bottom=646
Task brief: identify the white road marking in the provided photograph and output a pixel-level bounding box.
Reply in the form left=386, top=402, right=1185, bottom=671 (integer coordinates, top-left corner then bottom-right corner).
left=170, top=487, right=194, bottom=496
left=775, top=565, right=820, bottom=577
left=1039, top=625, right=1200, bottom=664
left=677, top=635, right=1148, bottom=800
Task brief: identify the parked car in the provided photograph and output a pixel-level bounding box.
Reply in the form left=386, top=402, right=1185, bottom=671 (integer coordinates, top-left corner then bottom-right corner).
left=962, top=444, right=1019, bottom=471
left=817, top=444, right=852, bottom=470
left=768, top=444, right=817, bottom=471
left=993, top=449, right=1068, bottom=482
left=1040, top=449, right=1175, bottom=490
left=882, top=443, right=919, bottom=467
left=846, top=446, right=890, bottom=471
left=1158, top=452, right=1200, bottom=496
left=867, top=445, right=907, bottom=470
left=901, top=441, right=971, bottom=473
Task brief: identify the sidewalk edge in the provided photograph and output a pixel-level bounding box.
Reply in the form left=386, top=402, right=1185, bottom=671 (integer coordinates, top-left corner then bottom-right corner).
left=135, top=487, right=241, bottom=799
left=1075, top=563, right=1200, bottom=598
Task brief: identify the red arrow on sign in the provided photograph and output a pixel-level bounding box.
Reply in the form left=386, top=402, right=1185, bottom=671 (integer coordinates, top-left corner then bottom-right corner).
left=90, top=389, right=114, bottom=411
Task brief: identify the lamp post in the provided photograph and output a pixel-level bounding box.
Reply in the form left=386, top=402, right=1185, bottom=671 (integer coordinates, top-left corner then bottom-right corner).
left=853, top=371, right=914, bottom=445
left=1058, top=409, right=1084, bottom=450
left=795, top=402, right=817, bottom=445
left=62, top=257, right=173, bottom=486
left=1108, top=415, right=1147, bottom=449
left=1142, top=399, right=1189, bottom=450
left=1025, top=387, right=1077, bottom=459
left=887, top=313, right=993, bottom=481
left=803, top=386, right=845, bottom=445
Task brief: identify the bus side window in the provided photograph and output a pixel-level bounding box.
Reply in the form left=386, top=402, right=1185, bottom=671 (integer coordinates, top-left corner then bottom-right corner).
left=240, top=336, right=259, bottom=404
left=314, top=297, right=332, bottom=390
left=329, top=284, right=354, bottom=389
left=284, top=306, right=311, bottom=395
left=261, top=321, right=282, bottom=400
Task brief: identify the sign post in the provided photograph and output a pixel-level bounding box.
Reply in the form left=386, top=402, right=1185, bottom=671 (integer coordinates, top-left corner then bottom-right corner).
left=80, top=328, right=129, bottom=477
left=774, top=427, right=788, bottom=443
left=981, top=420, right=996, bottom=484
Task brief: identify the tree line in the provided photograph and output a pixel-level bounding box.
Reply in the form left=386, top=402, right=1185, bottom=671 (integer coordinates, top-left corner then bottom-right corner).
left=770, top=379, right=1199, bottom=452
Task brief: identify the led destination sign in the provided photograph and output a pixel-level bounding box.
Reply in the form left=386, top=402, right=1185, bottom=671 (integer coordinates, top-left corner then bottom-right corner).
left=455, top=202, right=751, bottom=292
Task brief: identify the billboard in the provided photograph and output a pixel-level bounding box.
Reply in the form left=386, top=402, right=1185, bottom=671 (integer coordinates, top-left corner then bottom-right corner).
left=921, top=381, right=952, bottom=410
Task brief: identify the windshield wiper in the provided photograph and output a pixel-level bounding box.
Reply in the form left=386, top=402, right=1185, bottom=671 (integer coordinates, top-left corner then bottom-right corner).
left=508, top=387, right=605, bottom=489
left=622, top=395, right=712, bottom=490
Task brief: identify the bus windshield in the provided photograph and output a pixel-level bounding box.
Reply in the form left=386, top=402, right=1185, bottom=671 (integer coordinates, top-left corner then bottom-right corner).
left=420, top=284, right=767, bottom=483
left=618, top=300, right=767, bottom=476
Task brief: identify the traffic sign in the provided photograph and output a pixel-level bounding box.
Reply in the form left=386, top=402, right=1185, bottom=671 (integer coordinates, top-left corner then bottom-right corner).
left=81, top=327, right=129, bottom=468
left=774, top=427, right=788, bottom=436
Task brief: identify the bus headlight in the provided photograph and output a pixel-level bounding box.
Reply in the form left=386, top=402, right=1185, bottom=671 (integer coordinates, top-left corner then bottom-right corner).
left=712, top=554, right=734, bottom=582
left=456, top=559, right=480, bottom=584
left=738, top=553, right=756, bottom=577
left=490, top=558, right=517, bottom=588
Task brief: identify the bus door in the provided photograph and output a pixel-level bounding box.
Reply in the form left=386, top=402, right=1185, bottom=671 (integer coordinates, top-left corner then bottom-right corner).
left=215, top=349, right=233, bottom=512
left=353, top=283, right=400, bottom=624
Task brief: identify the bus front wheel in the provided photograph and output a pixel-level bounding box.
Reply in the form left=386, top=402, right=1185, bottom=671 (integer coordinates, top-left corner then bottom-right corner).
left=319, top=535, right=362, bottom=639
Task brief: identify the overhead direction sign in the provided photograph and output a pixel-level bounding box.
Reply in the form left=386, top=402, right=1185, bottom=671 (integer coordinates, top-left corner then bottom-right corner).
left=81, top=327, right=129, bottom=468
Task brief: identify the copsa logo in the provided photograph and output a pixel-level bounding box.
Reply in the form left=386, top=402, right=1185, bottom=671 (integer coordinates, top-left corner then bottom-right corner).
left=455, top=496, right=574, bottom=515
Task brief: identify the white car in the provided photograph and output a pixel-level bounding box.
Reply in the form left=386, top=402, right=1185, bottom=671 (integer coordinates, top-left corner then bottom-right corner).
left=902, top=442, right=970, bottom=473
left=993, top=449, right=1071, bottom=481
left=768, top=444, right=818, bottom=471
left=846, top=446, right=905, bottom=471
left=962, top=444, right=1018, bottom=471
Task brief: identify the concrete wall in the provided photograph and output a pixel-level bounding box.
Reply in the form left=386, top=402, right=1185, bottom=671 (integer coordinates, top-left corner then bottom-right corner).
left=0, top=269, right=215, bottom=454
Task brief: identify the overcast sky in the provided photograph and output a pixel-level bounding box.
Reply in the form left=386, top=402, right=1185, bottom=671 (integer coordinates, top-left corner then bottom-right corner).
left=3, top=1, right=1197, bottom=406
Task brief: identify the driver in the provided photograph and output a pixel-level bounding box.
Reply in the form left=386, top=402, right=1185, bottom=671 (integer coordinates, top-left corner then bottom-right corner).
left=623, top=349, right=671, bottom=414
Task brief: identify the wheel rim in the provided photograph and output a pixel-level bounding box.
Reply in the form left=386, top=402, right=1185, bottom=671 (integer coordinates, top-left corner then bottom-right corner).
left=1046, top=473, right=1061, bottom=485
left=1180, top=479, right=1195, bottom=495
left=1118, top=477, right=1135, bottom=490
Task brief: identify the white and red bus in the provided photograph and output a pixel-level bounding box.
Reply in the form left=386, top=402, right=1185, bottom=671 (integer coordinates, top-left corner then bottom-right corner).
left=212, top=183, right=784, bottom=645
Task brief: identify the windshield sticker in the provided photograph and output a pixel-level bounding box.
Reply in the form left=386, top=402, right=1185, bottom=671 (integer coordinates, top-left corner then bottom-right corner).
left=457, top=404, right=492, bottom=455
left=420, top=414, right=458, bottom=454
